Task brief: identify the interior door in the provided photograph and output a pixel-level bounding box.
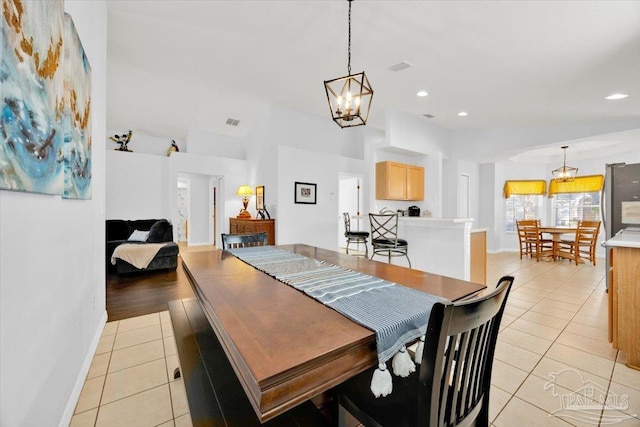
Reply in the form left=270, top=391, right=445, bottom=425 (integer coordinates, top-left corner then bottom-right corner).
left=458, top=174, right=470, bottom=218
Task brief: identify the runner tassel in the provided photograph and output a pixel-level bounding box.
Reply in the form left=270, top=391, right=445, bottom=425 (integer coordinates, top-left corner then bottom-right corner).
left=370, top=362, right=392, bottom=398
left=392, top=346, right=416, bottom=377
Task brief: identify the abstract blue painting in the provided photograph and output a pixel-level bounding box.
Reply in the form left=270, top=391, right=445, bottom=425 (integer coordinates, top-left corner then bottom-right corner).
left=0, top=0, right=91, bottom=199
left=62, top=13, right=92, bottom=199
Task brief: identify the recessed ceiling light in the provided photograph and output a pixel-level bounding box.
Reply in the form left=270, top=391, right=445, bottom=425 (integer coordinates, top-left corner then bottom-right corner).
left=605, top=93, right=629, bottom=100
left=458, top=111, right=468, bottom=117
left=416, top=91, right=428, bottom=97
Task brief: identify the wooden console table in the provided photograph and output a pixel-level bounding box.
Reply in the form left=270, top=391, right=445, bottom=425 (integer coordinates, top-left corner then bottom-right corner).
left=229, top=217, right=275, bottom=245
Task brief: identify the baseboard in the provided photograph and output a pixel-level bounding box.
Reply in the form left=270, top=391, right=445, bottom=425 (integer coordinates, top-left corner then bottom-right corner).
left=59, top=309, right=108, bottom=427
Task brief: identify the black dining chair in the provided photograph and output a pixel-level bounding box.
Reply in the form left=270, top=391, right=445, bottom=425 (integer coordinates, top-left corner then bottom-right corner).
left=221, top=232, right=268, bottom=249
left=343, top=212, right=369, bottom=258
left=369, top=213, right=411, bottom=268
left=336, top=275, right=515, bottom=427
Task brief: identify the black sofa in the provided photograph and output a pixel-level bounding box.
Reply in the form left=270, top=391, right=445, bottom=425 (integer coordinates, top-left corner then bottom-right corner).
left=106, top=219, right=179, bottom=274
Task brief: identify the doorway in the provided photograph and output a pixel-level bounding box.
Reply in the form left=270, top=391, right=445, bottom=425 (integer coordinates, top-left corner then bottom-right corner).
left=338, top=174, right=365, bottom=251
left=177, top=173, right=222, bottom=249
left=458, top=173, right=470, bottom=218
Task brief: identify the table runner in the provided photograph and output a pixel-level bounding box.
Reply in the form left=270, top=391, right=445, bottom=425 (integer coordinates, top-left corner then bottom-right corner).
left=228, top=246, right=448, bottom=396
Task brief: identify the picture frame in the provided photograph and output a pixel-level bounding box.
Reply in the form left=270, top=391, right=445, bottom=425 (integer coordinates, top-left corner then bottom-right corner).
left=294, top=182, right=317, bottom=204
left=256, top=185, right=265, bottom=210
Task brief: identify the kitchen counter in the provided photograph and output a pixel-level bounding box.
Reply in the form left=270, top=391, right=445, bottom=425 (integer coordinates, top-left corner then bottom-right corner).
left=604, top=227, right=640, bottom=248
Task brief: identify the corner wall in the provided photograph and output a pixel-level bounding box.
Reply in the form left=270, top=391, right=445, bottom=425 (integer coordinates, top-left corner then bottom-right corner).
left=0, top=2, right=108, bottom=425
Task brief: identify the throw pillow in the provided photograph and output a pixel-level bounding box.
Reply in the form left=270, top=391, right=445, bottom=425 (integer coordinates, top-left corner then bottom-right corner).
left=128, top=229, right=149, bottom=242
left=148, top=220, right=171, bottom=243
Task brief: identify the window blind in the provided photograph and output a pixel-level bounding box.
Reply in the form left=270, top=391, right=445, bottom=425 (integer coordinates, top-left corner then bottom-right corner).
left=503, top=180, right=547, bottom=198
left=548, top=175, right=604, bottom=197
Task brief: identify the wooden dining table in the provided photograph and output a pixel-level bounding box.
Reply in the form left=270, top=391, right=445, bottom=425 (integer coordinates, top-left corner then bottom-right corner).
left=538, top=226, right=577, bottom=260
left=180, top=244, right=486, bottom=423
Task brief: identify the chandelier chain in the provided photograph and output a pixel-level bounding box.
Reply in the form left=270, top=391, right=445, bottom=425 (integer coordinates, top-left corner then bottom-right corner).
left=347, top=0, right=352, bottom=75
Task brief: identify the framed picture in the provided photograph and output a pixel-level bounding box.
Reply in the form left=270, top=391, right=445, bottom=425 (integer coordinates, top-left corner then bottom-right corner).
left=256, top=185, right=265, bottom=210
left=294, top=182, right=317, bottom=204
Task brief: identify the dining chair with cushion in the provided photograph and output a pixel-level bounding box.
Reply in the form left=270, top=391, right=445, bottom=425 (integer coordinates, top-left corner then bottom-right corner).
left=516, top=219, right=553, bottom=261
left=556, top=220, right=601, bottom=265
left=221, top=232, right=268, bottom=250
left=336, top=275, right=515, bottom=427
left=343, top=212, right=369, bottom=257
left=369, top=213, right=411, bottom=268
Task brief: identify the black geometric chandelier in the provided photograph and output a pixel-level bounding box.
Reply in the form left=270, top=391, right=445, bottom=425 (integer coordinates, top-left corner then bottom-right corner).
left=324, top=0, right=373, bottom=128
left=552, top=145, right=579, bottom=182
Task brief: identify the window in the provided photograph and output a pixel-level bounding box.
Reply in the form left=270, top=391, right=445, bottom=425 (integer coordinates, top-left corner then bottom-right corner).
left=505, top=195, right=542, bottom=232
left=553, top=192, right=600, bottom=227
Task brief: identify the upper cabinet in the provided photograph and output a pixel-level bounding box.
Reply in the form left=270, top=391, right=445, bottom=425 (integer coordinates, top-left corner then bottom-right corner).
left=376, top=161, right=424, bottom=201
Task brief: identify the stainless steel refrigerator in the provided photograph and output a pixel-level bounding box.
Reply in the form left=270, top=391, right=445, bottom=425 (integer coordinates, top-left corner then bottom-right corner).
left=602, top=162, right=640, bottom=240
left=602, top=162, right=640, bottom=291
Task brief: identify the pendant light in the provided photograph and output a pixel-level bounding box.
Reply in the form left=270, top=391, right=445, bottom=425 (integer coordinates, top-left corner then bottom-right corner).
left=324, top=0, right=373, bottom=128
left=552, top=146, right=578, bottom=182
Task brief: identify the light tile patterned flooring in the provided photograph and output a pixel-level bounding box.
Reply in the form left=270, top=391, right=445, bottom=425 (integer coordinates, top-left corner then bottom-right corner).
left=72, top=252, right=640, bottom=426
left=71, top=311, right=192, bottom=427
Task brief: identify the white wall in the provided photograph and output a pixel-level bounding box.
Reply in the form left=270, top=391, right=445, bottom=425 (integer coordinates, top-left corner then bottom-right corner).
left=0, top=2, right=107, bottom=426
left=185, top=173, right=211, bottom=245
left=105, top=151, right=169, bottom=220
left=186, top=128, right=245, bottom=159
left=385, top=108, right=450, bottom=155
left=276, top=146, right=367, bottom=250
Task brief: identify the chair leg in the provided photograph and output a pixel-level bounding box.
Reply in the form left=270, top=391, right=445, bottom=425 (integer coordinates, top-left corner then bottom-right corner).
left=345, top=240, right=350, bottom=254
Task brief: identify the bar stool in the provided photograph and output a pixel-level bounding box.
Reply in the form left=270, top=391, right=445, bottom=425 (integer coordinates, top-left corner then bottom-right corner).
left=343, top=213, right=369, bottom=257
left=368, top=213, right=411, bottom=268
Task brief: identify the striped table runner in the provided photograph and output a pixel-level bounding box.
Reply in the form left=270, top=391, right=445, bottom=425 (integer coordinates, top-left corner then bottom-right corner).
left=227, top=246, right=448, bottom=366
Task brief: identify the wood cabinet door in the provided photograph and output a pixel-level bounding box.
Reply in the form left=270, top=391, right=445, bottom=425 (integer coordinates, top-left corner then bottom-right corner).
left=387, top=162, right=407, bottom=199
left=406, top=165, right=424, bottom=201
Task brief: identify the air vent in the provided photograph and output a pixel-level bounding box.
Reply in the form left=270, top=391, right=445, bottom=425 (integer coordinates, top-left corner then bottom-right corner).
left=389, top=61, right=412, bottom=72
left=226, top=118, right=240, bottom=126
left=423, top=114, right=435, bottom=119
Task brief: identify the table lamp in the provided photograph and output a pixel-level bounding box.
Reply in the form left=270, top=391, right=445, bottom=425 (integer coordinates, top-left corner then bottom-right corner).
left=236, top=185, right=254, bottom=218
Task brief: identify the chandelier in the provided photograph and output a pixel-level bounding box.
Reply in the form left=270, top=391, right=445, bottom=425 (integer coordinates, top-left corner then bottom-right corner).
left=552, top=146, right=578, bottom=182
left=324, top=0, right=373, bottom=128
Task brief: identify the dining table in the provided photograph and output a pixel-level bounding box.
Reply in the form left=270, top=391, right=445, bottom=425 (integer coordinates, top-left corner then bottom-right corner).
left=180, top=244, right=486, bottom=423
left=538, top=226, right=577, bottom=260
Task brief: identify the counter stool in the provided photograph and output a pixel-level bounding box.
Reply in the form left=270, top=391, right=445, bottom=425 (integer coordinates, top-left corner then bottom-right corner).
left=369, top=213, right=411, bottom=268
left=343, top=213, right=369, bottom=257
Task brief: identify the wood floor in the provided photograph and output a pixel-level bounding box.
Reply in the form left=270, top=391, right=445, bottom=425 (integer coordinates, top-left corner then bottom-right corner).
left=106, top=255, right=195, bottom=321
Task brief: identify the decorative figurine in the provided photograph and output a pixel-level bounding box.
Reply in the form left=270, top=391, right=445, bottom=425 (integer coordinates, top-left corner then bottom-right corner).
left=109, top=130, right=133, bottom=152
left=167, top=140, right=179, bottom=156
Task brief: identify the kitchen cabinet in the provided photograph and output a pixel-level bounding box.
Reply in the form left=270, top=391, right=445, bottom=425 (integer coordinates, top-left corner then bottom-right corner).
left=229, top=218, right=275, bottom=245
left=376, top=161, right=424, bottom=201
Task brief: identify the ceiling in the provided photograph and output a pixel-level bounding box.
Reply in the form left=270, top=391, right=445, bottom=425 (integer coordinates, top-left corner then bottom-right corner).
left=106, top=1, right=640, bottom=160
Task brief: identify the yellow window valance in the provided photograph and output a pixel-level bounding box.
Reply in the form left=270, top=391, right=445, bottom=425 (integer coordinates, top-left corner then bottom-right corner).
left=503, top=180, right=547, bottom=198
left=548, top=174, right=604, bottom=197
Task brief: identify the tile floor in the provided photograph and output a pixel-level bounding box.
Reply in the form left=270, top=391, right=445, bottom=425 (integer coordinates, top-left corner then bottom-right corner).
left=72, top=252, right=640, bottom=426
left=70, top=311, right=192, bottom=427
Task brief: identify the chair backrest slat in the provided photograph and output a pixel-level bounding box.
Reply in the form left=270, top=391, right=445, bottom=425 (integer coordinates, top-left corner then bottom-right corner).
left=420, top=275, right=514, bottom=427
left=221, top=232, right=268, bottom=249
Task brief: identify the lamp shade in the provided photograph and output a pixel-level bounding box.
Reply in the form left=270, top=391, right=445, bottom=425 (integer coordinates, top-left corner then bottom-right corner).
left=236, top=185, right=254, bottom=197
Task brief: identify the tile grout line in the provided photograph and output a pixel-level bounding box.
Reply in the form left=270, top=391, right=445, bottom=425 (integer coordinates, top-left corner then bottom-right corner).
left=492, top=261, right=612, bottom=427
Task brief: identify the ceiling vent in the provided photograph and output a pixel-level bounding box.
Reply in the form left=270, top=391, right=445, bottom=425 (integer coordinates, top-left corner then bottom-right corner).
left=389, top=61, right=412, bottom=72
left=423, top=114, right=435, bottom=119
left=226, top=118, right=240, bottom=126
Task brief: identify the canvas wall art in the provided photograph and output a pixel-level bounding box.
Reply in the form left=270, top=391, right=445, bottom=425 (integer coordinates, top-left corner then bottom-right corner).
left=1, top=0, right=65, bottom=195
left=62, top=13, right=92, bottom=199
left=0, top=0, right=92, bottom=199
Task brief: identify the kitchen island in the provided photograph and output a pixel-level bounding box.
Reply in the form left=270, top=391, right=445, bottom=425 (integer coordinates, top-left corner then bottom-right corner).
left=605, top=228, right=640, bottom=370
